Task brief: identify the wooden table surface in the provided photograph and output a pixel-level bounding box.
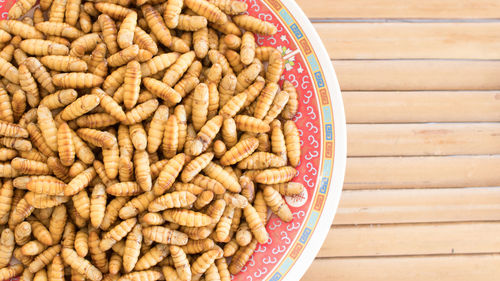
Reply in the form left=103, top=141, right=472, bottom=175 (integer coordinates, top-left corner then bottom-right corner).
left=296, top=0, right=500, bottom=280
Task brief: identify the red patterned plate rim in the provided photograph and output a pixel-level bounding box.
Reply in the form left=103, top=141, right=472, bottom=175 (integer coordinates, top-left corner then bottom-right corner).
left=231, top=1, right=346, bottom=280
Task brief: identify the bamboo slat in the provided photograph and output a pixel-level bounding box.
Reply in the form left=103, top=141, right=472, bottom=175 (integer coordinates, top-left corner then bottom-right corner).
left=296, top=0, right=500, bottom=19
left=343, top=91, right=500, bottom=123
left=348, top=123, right=500, bottom=156
left=333, top=60, right=500, bottom=91
left=334, top=187, right=500, bottom=225
left=345, top=156, right=500, bottom=189
left=304, top=255, right=500, bottom=281
left=315, top=23, right=500, bottom=59
left=318, top=222, right=500, bottom=257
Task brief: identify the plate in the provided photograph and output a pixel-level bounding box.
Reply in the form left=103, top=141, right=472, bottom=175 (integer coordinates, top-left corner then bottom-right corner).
left=0, top=0, right=347, bottom=280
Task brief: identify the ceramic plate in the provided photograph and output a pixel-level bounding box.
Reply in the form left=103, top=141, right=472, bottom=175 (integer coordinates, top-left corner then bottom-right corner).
left=0, top=0, right=347, bottom=280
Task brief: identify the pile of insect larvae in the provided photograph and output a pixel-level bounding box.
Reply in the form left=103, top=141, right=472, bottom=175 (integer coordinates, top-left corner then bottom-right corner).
left=0, top=0, right=304, bottom=280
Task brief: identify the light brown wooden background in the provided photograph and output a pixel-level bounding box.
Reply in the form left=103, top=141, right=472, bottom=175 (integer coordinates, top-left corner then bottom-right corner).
left=297, top=0, right=500, bottom=280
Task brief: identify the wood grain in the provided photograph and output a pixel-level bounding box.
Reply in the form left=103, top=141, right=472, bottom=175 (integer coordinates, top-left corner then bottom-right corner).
left=348, top=123, right=500, bottom=156
left=318, top=222, right=500, bottom=257
left=345, top=156, right=500, bottom=189
left=295, top=1, right=500, bottom=278
left=334, top=187, right=500, bottom=225
left=343, top=91, right=500, bottom=123
left=315, top=23, right=500, bottom=59
left=296, top=0, right=500, bottom=19
left=304, top=255, right=500, bottom=281
left=333, top=60, right=500, bottom=91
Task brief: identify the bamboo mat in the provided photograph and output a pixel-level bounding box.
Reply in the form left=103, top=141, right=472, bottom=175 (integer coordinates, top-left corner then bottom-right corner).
left=298, top=0, right=500, bottom=280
